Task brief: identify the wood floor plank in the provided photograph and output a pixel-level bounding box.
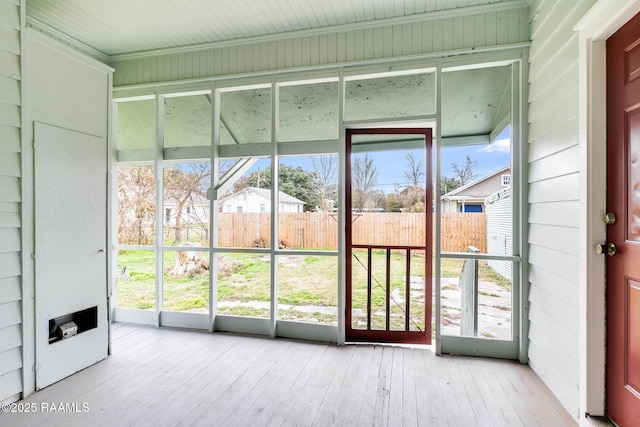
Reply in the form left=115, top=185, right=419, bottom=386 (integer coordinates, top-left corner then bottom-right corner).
left=455, top=356, right=496, bottom=426
left=234, top=340, right=324, bottom=426
left=279, top=345, right=348, bottom=425
left=465, top=357, right=512, bottom=427
left=373, top=345, right=394, bottom=426
left=330, top=344, right=374, bottom=426
left=143, top=336, right=244, bottom=427
left=401, top=349, right=419, bottom=427
left=353, top=345, right=385, bottom=426
left=474, top=358, right=524, bottom=426
left=0, top=323, right=578, bottom=427
left=158, top=334, right=274, bottom=426
left=312, top=345, right=358, bottom=425
left=193, top=339, right=295, bottom=425
left=386, top=347, right=404, bottom=425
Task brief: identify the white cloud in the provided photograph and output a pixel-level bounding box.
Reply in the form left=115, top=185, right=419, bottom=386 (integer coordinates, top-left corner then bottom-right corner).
left=478, top=137, right=510, bottom=153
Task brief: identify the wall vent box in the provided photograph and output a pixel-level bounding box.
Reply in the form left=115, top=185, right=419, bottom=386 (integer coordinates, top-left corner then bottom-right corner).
left=58, top=322, right=78, bottom=339
left=48, top=306, right=98, bottom=344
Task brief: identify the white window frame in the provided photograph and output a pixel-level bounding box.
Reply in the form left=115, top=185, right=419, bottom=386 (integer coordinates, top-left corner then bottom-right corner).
left=111, top=50, right=527, bottom=355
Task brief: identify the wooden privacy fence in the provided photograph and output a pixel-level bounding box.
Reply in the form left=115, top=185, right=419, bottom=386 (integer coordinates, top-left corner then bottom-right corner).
left=217, top=212, right=486, bottom=252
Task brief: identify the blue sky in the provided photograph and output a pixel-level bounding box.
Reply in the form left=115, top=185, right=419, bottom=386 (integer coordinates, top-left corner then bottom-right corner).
left=244, top=126, right=511, bottom=194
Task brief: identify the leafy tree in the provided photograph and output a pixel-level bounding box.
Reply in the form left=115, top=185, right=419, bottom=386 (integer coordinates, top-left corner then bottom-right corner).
left=440, top=176, right=461, bottom=195
left=233, top=164, right=320, bottom=211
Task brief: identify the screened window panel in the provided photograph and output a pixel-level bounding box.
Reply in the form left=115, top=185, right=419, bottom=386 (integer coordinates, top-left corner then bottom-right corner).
left=219, top=88, right=272, bottom=145
left=344, top=72, right=436, bottom=121
left=279, top=81, right=339, bottom=142
left=164, top=94, right=212, bottom=148
left=117, top=99, right=156, bottom=151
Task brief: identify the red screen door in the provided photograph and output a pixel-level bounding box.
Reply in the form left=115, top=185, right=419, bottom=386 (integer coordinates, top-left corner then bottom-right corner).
left=345, top=128, right=432, bottom=344
left=606, top=12, right=640, bottom=426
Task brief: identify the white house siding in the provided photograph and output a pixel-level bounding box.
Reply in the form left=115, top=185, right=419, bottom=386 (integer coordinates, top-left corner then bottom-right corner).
left=111, top=6, right=530, bottom=86
left=0, top=0, right=23, bottom=404
left=485, top=188, right=512, bottom=279
left=527, top=0, right=596, bottom=417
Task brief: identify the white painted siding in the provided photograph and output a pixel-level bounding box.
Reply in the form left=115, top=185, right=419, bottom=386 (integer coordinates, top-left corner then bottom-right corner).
left=485, top=187, right=512, bottom=279
left=0, top=0, right=23, bottom=403
left=527, top=0, right=596, bottom=417
left=111, top=7, right=530, bottom=87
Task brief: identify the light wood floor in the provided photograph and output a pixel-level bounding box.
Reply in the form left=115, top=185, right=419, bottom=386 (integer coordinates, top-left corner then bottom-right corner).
left=2, top=323, right=577, bottom=426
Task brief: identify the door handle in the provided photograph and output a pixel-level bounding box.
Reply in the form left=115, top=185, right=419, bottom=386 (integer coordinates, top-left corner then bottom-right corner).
left=596, top=242, right=616, bottom=256
left=604, top=212, right=616, bottom=225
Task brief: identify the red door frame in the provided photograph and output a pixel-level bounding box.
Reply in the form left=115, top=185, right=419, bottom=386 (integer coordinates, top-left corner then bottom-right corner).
left=345, top=128, right=433, bottom=344
left=606, top=14, right=640, bottom=426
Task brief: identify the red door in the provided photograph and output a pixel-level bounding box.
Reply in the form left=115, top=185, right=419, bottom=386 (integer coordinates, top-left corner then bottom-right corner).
left=607, top=13, right=640, bottom=426
left=345, top=128, right=432, bottom=344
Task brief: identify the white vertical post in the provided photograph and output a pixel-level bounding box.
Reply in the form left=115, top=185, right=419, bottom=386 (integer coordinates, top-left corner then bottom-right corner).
left=154, top=93, right=164, bottom=326
left=270, top=78, right=279, bottom=338
left=337, top=68, right=346, bottom=345
left=434, top=62, right=443, bottom=354
left=210, top=84, right=219, bottom=332
left=106, top=74, right=116, bottom=354
left=511, top=57, right=527, bottom=363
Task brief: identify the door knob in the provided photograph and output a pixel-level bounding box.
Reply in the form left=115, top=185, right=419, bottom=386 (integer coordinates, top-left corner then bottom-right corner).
left=604, top=212, right=616, bottom=225
left=596, top=242, right=616, bottom=256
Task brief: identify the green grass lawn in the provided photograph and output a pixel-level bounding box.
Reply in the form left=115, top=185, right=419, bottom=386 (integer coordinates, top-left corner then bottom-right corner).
left=116, top=250, right=511, bottom=330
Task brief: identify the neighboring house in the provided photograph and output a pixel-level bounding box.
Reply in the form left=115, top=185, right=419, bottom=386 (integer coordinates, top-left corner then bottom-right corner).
left=441, top=166, right=511, bottom=213
left=485, top=187, right=512, bottom=280
left=219, top=187, right=304, bottom=213
left=164, top=193, right=210, bottom=224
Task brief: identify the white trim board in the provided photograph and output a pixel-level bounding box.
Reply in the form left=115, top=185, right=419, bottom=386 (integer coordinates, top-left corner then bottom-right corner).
left=24, top=27, right=113, bottom=74
left=575, top=0, right=640, bottom=421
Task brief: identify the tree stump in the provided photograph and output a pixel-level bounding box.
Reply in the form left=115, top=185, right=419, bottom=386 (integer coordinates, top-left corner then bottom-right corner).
left=170, top=243, right=209, bottom=276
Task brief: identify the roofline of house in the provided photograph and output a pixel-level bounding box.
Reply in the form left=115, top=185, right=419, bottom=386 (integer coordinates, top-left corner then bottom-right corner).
left=218, top=186, right=305, bottom=205
left=441, top=195, right=486, bottom=202
left=441, top=165, right=510, bottom=198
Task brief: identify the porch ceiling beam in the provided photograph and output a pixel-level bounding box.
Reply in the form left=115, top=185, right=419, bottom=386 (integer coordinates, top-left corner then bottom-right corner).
left=440, top=134, right=491, bottom=146
left=490, top=114, right=510, bottom=142
left=213, top=157, right=258, bottom=198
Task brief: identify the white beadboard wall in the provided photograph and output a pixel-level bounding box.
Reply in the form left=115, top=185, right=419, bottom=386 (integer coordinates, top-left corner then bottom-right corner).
left=0, top=0, right=23, bottom=404
left=527, top=0, right=596, bottom=417
left=111, top=7, right=530, bottom=87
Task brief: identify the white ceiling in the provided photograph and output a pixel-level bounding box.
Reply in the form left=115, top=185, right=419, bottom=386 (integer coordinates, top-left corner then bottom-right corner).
left=26, top=0, right=518, bottom=57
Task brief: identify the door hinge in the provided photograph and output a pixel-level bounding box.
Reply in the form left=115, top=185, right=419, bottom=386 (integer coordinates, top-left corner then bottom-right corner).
left=33, top=363, right=41, bottom=372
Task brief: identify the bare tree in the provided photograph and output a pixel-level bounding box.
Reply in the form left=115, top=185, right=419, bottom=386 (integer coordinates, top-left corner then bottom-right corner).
left=164, top=163, right=211, bottom=244
left=451, top=154, right=479, bottom=186
left=311, top=155, right=338, bottom=212
left=404, top=152, right=424, bottom=187
left=401, top=152, right=426, bottom=211
left=352, top=154, right=378, bottom=211
left=118, top=166, right=156, bottom=244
